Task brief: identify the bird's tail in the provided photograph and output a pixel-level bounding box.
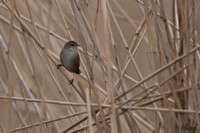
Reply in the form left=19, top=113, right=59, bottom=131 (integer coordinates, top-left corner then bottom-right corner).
left=75, top=69, right=81, bottom=74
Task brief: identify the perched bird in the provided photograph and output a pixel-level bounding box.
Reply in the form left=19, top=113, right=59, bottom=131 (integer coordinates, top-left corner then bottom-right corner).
left=57, top=41, right=81, bottom=83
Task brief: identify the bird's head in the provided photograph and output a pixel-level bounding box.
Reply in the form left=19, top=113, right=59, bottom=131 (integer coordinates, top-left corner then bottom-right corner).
left=64, top=41, right=80, bottom=49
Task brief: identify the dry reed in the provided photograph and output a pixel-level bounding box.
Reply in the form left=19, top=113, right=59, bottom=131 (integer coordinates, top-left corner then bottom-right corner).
left=0, top=0, right=200, bottom=133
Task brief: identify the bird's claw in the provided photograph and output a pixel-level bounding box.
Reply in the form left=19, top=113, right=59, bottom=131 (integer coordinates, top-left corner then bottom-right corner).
left=57, top=64, right=63, bottom=69
left=69, top=79, right=74, bottom=85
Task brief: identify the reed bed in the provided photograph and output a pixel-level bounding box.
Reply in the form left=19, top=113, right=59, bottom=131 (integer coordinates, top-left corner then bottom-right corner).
left=0, top=0, right=200, bottom=133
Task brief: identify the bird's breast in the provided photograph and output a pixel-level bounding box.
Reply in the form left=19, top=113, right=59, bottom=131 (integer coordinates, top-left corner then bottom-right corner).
left=60, top=48, right=80, bottom=72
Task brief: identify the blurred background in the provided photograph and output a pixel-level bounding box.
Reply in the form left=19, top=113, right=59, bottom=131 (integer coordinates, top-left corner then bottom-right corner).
left=0, top=0, right=200, bottom=132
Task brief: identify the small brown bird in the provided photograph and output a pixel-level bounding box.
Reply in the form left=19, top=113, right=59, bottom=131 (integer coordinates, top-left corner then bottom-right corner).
left=57, top=41, right=81, bottom=83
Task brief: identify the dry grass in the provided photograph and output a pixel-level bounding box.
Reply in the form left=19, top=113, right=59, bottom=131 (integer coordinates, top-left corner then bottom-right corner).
left=0, top=0, right=200, bottom=133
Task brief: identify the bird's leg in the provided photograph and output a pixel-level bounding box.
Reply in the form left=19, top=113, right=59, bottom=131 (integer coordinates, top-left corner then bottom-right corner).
left=57, top=64, right=63, bottom=69
left=69, top=79, right=74, bottom=85
left=69, top=73, right=76, bottom=85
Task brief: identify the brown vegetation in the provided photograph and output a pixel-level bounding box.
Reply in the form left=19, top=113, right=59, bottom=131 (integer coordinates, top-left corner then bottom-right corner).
left=0, top=0, right=200, bottom=133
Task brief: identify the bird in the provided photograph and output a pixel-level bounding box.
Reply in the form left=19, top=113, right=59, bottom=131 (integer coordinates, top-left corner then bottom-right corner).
left=57, top=41, right=81, bottom=84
